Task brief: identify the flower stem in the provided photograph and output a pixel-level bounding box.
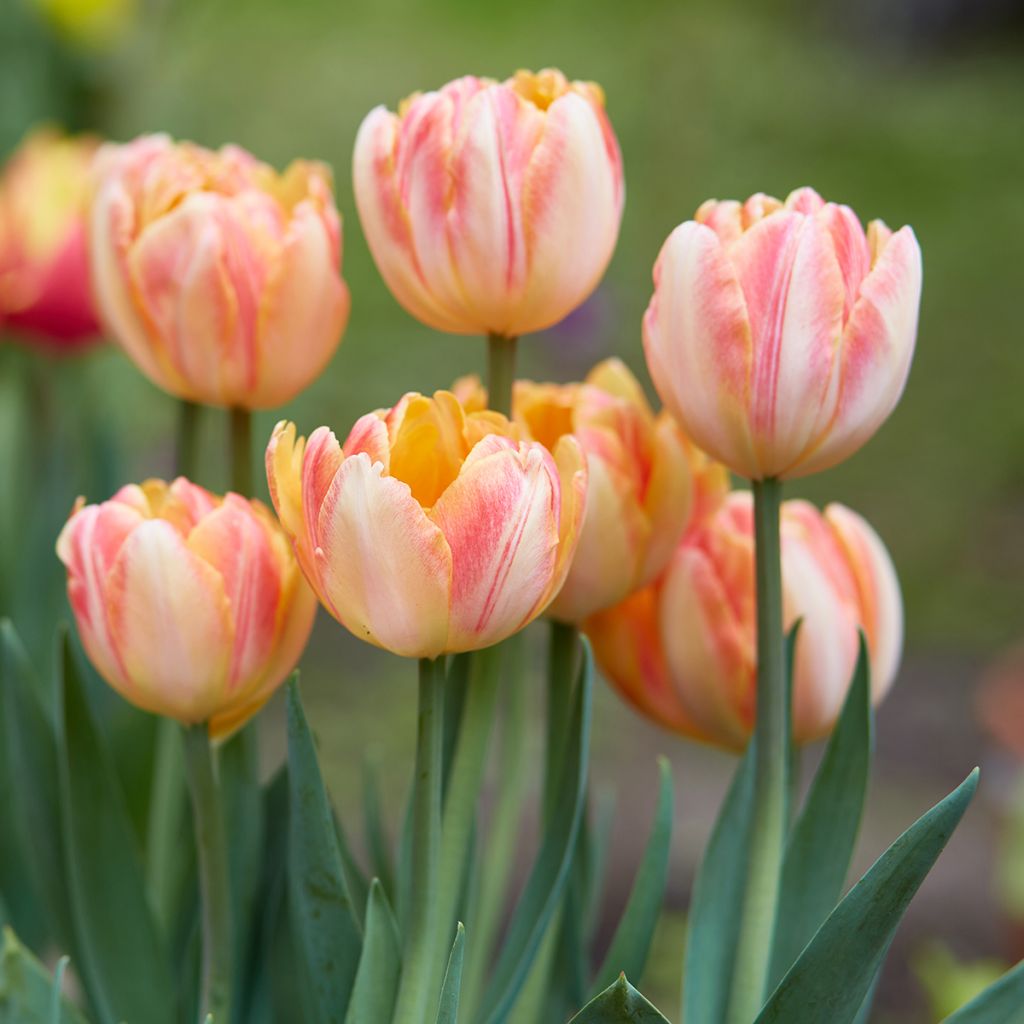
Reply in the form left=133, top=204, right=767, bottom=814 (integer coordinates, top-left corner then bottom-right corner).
left=544, top=620, right=579, bottom=822
left=229, top=407, right=252, bottom=496
left=183, top=725, right=233, bottom=1024
left=487, top=334, right=518, bottom=417
left=176, top=400, right=202, bottom=481
left=393, top=657, right=445, bottom=1024
left=728, top=476, right=788, bottom=1023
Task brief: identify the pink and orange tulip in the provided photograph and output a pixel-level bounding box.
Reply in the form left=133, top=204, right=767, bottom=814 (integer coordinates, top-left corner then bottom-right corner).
left=643, top=187, right=922, bottom=480
left=0, top=128, right=100, bottom=347
left=353, top=68, right=623, bottom=338
left=266, top=390, right=587, bottom=659
left=457, top=358, right=729, bottom=622
left=57, top=478, right=317, bottom=738
left=587, top=492, right=903, bottom=748
left=89, top=134, right=350, bottom=408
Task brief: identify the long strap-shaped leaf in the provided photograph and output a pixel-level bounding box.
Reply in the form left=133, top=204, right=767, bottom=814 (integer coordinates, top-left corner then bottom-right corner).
left=569, top=974, right=671, bottom=1023
left=682, top=741, right=757, bottom=1024
left=770, top=637, right=873, bottom=984
left=478, top=639, right=595, bottom=1024
left=0, top=928, right=87, bottom=1024
left=942, top=958, right=1024, bottom=1023
left=345, top=880, right=401, bottom=1024
left=755, top=769, right=980, bottom=1024
left=56, top=632, right=177, bottom=1024
left=436, top=923, right=466, bottom=1024
left=286, top=678, right=362, bottom=1023
left=589, top=756, right=674, bottom=997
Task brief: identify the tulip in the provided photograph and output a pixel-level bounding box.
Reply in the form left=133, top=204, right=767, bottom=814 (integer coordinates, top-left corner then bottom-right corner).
left=643, top=187, right=922, bottom=480
left=56, top=477, right=317, bottom=738
left=586, top=492, right=902, bottom=747
left=89, top=134, right=349, bottom=408
left=353, top=68, right=624, bottom=338
left=456, top=358, right=730, bottom=621
left=0, top=128, right=100, bottom=347
left=266, top=390, right=587, bottom=659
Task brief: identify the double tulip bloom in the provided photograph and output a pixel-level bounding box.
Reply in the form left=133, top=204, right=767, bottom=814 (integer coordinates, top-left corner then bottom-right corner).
left=267, top=391, right=586, bottom=659
left=0, top=128, right=100, bottom=347
left=643, top=187, right=922, bottom=480
left=457, top=359, right=730, bottom=622
left=354, top=68, right=623, bottom=338
left=57, top=478, right=317, bottom=738
left=588, top=492, right=903, bottom=747
left=90, top=134, right=350, bottom=408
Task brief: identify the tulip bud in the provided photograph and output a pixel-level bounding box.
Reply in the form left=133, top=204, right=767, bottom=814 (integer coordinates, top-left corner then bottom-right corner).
left=455, top=358, right=729, bottom=622
left=266, top=390, right=587, bottom=659
left=0, top=128, right=100, bottom=348
left=353, top=68, right=623, bottom=338
left=89, top=134, right=350, bottom=408
left=586, top=492, right=903, bottom=748
left=643, top=187, right=922, bottom=480
left=56, top=478, right=317, bottom=739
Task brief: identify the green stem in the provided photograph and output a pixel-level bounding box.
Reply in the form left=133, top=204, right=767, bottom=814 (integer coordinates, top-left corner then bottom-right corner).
left=228, top=407, right=252, bottom=496
left=392, top=657, right=445, bottom=1024
left=544, top=620, right=579, bottom=822
left=487, top=334, right=518, bottom=418
left=145, top=722, right=184, bottom=933
left=728, top=477, right=788, bottom=1024
left=176, top=400, right=202, bottom=481
left=183, top=725, right=233, bottom=1024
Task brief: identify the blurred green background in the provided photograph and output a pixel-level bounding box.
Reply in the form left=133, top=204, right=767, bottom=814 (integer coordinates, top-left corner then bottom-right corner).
left=2, top=0, right=1024, bottom=1018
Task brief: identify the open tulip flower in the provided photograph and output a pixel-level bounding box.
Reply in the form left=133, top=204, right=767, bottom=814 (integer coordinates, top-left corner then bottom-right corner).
left=0, top=127, right=100, bottom=347
left=56, top=478, right=318, bottom=739
left=89, top=133, right=350, bottom=408
left=456, top=358, right=730, bottom=622
left=353, top=68, right=624, bottom=338
left=267, top=390, right=587, bottom=659
left=587, top=491, right=903, bottom=748
left=643, top=187, right=922, bottom=480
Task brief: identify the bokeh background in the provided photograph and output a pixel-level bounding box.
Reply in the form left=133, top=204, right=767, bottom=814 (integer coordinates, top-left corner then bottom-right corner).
left=2, top=0, right=1024, bottom=1018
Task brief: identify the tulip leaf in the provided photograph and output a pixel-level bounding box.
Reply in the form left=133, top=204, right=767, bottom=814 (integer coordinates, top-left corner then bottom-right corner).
left=682, top=740, right=757, bottom=1024
left=436, top=922, right=466, bottom=1024
left=286, top=677, right=363, bottom=1023
left=942, top=957, right=1024, bottom=1023
left=0, top=928, right=87, bottom=1024
left=0, top=620, right=70, bottom=948
left=756, top=769, right=980, bottom=1024
left=590, top=757, right=674, bottom=997
left=568, top=974, right=671, bottom=1023
left=56, top=632, right=177, bottom=1024
left=334, top=811, right=370, bottom=930
left=770, top=636, right=873, bottom=984
left=478, top=639, right=594, bottom=1024
left=345, top=880, right=402, bottom=1024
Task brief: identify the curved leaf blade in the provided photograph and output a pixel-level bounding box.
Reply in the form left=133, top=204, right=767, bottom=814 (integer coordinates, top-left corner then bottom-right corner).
left=756, top=769, right=980, bottom=1024
left=943, top=958, right=1024, bottom=1023
left=569, top=974, right=670, bottom=1023
left=590, top=757, right=674, bottom=997
left=0, top=928, right=86, bottom=1024
left=436, top=922, right=466, bottom=1024
left=345, top=880, right=402, bottom=1024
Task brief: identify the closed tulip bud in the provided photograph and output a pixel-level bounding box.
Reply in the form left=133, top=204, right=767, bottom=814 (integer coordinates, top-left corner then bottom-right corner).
left=456, top=358, right=730, bottom=622
left=587, top=493, right=902, bottom=748
left=643, top=187, right=922, bottom=480
left=56, top=478, right=317, bottom=739
left=353, top=68, right=623, bottom=338
left=0, top=128, right=100, bottom=348
left=90, top=134, right=350, bottom=408
left=266, top=390, right=587, bottom=659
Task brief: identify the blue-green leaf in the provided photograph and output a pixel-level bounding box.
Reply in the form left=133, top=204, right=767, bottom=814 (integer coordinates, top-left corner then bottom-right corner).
left=569, top=974, right=670, bottom=1023
left=770, top=636, right=873, bottom=984
left=682, top=742, right=756, bottom=1024
left=436, top=922, right=466, bottom=1024
left=56, top=632, right=176, bottom=1024
left=590, top=757, right=674, bottom=997
left=943, top=957, right=1024, bottom=1023
left=479, top=639, right=594, bottom=1024
left=345, top=880, right=402, bottom=1024
left=0, top=928, right=86, bottom=1024
left=286, top=678, right=362, bottom=1023
left=756, top=769, right=980, bottom=1024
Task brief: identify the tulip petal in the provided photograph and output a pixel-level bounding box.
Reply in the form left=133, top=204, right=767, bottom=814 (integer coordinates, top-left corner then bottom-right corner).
left=315, top=453, right=452, bottom=658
